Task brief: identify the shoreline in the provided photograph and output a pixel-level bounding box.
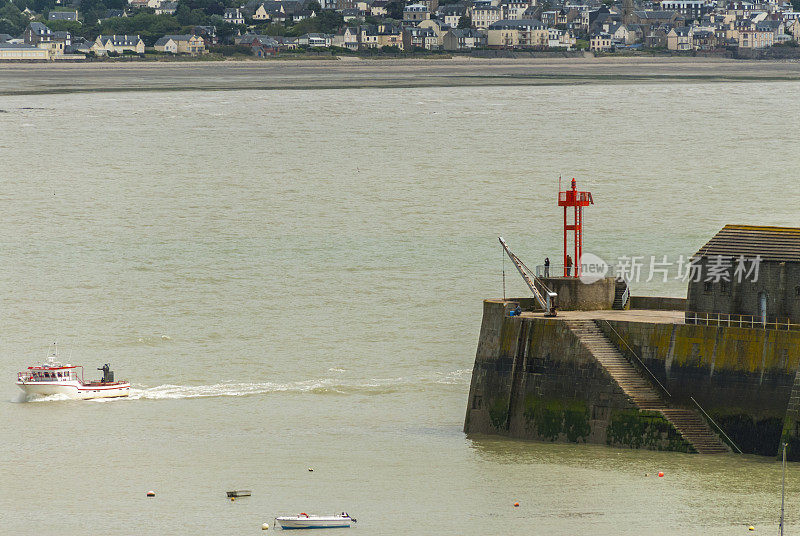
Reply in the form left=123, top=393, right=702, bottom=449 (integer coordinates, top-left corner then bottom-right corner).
left=3, top=56, right=800, bottom=94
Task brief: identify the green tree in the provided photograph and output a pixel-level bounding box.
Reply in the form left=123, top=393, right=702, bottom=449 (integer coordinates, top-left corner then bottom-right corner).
left=456, top=14, right=470, bottom=28
left=288, top=9, right=342, bottom=35
left=211, top=17, right=237, bottom=41
left=307, top=0, right=321, bottom=12
left=252, top=21, right=288, bottom=35
left=175, top=3, right=207, bottom=24
left=97, top=12, right=181, bottom=44
left=0, top=2, right=27, bottom=35
left=385, top=0, right=402, bottom=20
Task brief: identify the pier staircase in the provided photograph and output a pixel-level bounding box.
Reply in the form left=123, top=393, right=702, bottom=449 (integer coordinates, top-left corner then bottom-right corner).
left=567, top=320, right=729, bottom=455
left=612, top=280, right=630, bottom=310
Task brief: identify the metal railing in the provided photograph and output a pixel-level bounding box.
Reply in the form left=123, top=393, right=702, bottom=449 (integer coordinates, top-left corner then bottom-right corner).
left=690, top=396, right=743, bottom=454
left=686, top=311, right=800, bottom=332
left=600, top=319, right=742, bottom=454
left=534, top=264, right=584, bottom=278
left=619, top=285, right=630, bottom=309
left=600, top=320, right=672, bottom=399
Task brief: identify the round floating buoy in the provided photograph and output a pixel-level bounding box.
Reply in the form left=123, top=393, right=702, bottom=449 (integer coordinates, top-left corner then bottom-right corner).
left=146, top=491, right=155, bottom=497
left=262, top=523, right=270, bottom=530
left=748, top=527, right=755, bottom=531
left=230, top=497, right=235, bottom=502
left=514, top=502, right=520, bottom=507
left=658, top=472, right=664, bottom=477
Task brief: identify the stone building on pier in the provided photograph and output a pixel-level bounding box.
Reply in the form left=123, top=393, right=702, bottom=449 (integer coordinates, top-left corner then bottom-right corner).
left=687, top=225, right=800, bottom=325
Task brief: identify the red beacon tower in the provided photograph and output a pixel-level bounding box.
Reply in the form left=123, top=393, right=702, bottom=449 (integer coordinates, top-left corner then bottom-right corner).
left=558, top=178, right=593, bottom=278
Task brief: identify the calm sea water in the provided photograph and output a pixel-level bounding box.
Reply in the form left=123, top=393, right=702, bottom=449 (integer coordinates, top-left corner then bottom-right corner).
left=1, top=81, right=799, bottom=535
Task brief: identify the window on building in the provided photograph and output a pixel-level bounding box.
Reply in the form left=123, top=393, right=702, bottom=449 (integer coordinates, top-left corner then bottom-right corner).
left=703, top=281, right=713, bottom=293
left=795, top=285, right=800, bottom=298
left=720, top=280, right=729, bottom=293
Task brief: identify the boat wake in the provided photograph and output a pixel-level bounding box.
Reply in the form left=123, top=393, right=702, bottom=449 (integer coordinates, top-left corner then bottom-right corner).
left=15, top=392, right=73, bottom=403
left=17, top=369, right=471, bottom=402
left=128, top=379, right=363, bottom=400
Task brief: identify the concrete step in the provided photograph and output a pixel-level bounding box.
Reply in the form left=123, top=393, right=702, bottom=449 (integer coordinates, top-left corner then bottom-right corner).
left=568, top=320, right=729, bottom=455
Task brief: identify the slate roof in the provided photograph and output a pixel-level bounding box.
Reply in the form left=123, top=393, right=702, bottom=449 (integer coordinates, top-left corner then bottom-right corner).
left=361, top=24, right=402, bottom=35
left=440, top=4, right=466, bottom=15
left=406, top=26, right=436, bottom=35
left=449, top=28, right=486, bottom=38
left=633, top=10, right=678, bottom=20
left=97, top=34, right=141, bottom=46
left=29, top=22, right=51, bottom=34
left=0, top=42, right=41, bottom=49
left=488, top=18, right=546, bottom=30
left=161, top=34, right=197, bottom=41
left=695, top=225, right=800, bottom=262
left=239, top=33, right=279, bottom=46
left=755, top=20, right=781, bottom=31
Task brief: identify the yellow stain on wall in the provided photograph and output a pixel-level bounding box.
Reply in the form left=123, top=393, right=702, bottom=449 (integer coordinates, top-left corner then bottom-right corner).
left=609, top=321, right=800, bottom=375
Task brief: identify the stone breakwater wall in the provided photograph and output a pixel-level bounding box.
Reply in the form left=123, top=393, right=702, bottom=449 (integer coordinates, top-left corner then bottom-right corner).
left=601, top=320, right=800, bottom=457
left=465, top=299, right=800, bottom=458
left=464, top=300, right=693, bottom=452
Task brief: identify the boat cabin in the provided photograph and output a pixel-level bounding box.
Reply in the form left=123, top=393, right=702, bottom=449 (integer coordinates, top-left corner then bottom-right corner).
left=18, top=365, right=80, bottom=383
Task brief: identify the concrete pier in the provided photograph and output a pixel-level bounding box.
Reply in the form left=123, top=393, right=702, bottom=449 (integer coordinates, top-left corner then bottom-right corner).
left=465, top=299, right=800, bottom=458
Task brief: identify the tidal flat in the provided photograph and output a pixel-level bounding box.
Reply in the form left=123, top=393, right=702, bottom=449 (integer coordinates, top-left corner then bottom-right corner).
left=3, top=56, right=800, bottom=95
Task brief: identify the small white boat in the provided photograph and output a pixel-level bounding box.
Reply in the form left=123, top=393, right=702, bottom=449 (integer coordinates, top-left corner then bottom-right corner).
left=275, top=513, right=356, bottom=529
left=16, top=343, right=130, bottom=400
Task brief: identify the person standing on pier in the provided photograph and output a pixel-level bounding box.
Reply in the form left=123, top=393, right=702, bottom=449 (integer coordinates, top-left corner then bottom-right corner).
left=566, top=255, right=572, bottom=276
left=544, top=257, right=550, bottom=278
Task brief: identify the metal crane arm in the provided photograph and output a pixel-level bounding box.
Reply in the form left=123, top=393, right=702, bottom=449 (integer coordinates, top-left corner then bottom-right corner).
left=499, top=237, right=557, bottom=316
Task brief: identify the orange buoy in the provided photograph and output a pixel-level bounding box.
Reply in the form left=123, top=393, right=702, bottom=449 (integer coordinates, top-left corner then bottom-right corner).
left=514, top=502, right=520, bottom=507
left=658, top=472, right=664, bottom=477
left=146, top=491, right=156, bottom=497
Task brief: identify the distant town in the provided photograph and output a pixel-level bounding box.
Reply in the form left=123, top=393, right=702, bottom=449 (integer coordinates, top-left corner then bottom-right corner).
left=0, top=0, right=799, bottom=60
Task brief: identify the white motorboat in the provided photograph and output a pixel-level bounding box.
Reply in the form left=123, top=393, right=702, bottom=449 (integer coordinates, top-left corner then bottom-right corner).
left=16, top=343, right=130, bottom=400
left=275, top=513, right=356, bottom=529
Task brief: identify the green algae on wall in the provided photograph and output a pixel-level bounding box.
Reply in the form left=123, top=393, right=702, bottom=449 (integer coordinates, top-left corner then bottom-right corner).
left=488, top=397, right=509, bottom=430
left=711, top=411, right=783, bottom=456
left=606, top=410, right=695, bottom=453
left=523, top=395, right=591, bottom=443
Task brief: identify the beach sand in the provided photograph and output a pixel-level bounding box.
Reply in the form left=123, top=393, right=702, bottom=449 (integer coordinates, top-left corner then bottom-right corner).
left=2, top=56, right=800, bottom=94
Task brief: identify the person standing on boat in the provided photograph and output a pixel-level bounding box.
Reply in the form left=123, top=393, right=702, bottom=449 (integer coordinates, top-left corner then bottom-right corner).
left=566, top=255, right=573, bottom=276
left=544, top=257, right=550, bottom=278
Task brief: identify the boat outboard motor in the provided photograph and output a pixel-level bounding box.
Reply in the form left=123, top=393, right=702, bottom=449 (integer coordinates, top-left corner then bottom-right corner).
left=98, top=364, right=114, bottom=383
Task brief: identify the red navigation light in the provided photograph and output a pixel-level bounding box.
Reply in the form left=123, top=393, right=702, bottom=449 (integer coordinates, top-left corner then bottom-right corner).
left=558, top=178, right=593, bottom=278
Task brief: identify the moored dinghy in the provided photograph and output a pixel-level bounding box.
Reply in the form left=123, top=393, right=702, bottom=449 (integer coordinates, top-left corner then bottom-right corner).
left=275, top=513, right=356, bottom=529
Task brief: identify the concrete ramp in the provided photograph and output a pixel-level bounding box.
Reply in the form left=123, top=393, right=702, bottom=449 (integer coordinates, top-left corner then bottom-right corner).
left=567, top=320, right=729, bottom=455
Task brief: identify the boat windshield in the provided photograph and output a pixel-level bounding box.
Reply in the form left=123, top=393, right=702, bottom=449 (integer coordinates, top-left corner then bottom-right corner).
left=19, top=369, right=78, bottom=382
